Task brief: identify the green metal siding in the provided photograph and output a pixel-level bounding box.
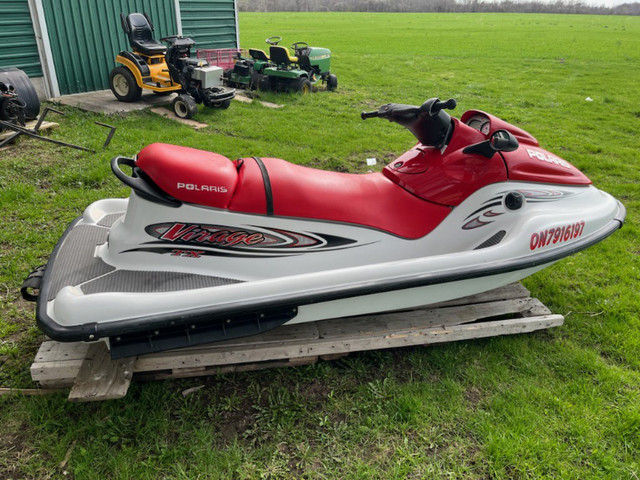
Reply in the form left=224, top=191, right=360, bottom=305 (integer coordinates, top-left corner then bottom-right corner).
left=180, top=0, right=237, bottom=49
left=42, top=0, right=177, bottom=94
left=0, top=1, right=42, bottom=77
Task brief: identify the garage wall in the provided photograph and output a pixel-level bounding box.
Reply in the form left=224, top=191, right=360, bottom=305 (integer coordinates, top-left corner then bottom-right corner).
left=41, top=0, right=177, bottom=94
left=180, top=0, right=238, bottom=49
left=0, top=0, right=42, bottom=77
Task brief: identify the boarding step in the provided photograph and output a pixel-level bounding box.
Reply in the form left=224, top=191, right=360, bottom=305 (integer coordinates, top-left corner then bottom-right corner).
left=30, top=283, right=563, bottom=402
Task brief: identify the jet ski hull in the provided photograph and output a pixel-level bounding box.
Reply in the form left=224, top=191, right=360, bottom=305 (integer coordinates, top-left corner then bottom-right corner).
left=33, top=182, right=625, bottom=357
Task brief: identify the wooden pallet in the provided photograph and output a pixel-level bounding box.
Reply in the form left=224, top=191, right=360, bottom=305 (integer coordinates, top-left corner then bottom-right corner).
left=30, top=283, right=563, bottom=402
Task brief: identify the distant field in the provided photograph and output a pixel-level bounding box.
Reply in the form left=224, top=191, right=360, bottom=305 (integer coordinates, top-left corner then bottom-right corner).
left=0, top=12, right=639, bottom=480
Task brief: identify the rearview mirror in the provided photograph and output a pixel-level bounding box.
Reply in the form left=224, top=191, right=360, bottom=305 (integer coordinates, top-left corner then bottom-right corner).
left=490, top=130, right=519, bottom=152
left=463, top=129, right=520, bottom=158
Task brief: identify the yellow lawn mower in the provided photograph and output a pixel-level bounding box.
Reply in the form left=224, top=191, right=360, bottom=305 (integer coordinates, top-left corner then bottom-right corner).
left=109, top=13, right=235, bottom=119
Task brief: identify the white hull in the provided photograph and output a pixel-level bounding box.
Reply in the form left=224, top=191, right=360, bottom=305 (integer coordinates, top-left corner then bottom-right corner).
left=42, top=181, right=622, bottom=331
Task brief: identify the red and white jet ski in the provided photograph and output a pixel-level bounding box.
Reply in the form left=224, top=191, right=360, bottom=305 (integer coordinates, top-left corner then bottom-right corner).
left=23, top=98, right=625, bottom=358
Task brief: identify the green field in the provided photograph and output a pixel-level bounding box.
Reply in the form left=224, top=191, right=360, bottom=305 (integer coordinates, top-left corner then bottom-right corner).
left=1, top=12, right=639, bottom=479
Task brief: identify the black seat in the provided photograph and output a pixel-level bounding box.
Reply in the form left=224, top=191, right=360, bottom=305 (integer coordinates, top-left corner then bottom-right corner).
left=269, top=46, right=298, bottom=67
left=121, top=13, right=166, bottom=56
left=249, top=49, right=269, bottom=62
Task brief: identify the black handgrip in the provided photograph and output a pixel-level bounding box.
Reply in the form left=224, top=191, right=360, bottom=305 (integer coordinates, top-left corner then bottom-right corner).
left=431, top=98, right=457, bottom=113
left=361, top=110, right=378, bottom=120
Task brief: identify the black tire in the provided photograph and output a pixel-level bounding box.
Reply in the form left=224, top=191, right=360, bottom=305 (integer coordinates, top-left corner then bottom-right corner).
left=172, top=94, right=198, bottom=119
left=109, top=67, right=142, bottom=102
left=213, top=99, right=231, bottom=110
left=327, top=74, right=338, bottom=91
left=293, top=77, right=312, bottom=94
left=0, top=67, right=40, bottom=119
left=250, top=73, right=263, bottom=90
left=257, top=75, right=271, bottom=92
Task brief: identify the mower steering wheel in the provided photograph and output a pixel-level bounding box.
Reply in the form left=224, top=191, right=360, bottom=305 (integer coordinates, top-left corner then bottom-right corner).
left=265, top=36, right=282, bottom=45
left=291, top=42, right=309, bottom=51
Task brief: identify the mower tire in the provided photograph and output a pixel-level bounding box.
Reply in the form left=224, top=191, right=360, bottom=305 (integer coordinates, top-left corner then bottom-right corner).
left=257, top=75, right=271, bottom=92
left=109, top=67, right=142, bottom=102
left=173, top=94, right=198, bottom=119
left=294, top=77, right=312, bottom=94
left=327, top=74, right=338, bottom=91
left=212, top=99, right=232, bottom=110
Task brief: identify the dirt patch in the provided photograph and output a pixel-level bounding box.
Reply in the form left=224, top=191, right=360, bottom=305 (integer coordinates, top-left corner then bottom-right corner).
left=299, top=379, right=331, bottom=401
left=0, top=421, right=33, bottom=480
left=464, top=386, right=485, bottom=409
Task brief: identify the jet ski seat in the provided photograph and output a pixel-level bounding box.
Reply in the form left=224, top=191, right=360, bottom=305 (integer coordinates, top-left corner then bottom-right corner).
left=135, top=143, right=451, bottom=239
left=228, top=157, right=451, bottom=239
left=136, top=143, right=238, bottom=208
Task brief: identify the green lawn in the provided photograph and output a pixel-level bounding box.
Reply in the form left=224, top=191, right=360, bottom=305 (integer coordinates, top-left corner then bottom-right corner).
left=1, top=12, right=639, bottom=479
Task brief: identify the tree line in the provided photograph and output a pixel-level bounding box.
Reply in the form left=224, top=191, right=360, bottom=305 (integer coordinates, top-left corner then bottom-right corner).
left=238, top=0, right=640, bottom=15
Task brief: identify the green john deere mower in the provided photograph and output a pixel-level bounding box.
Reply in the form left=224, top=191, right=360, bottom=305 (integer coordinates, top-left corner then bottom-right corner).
left=225, top=36, right=337, bottom=93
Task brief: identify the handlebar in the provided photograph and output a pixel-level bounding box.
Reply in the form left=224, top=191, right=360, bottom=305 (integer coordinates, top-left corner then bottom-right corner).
left=361, top=98, right=456, bottom=122
left=360, top=97, right=457, bottom=148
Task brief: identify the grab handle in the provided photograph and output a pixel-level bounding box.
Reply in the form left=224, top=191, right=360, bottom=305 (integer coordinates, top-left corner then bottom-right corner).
left=111, top=156, right=181, bottom=207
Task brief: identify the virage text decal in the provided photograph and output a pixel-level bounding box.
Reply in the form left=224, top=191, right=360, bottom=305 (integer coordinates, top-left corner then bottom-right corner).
left=139, top=222, right=359, bottom=257
left=530, top=221, right=585, bottom=250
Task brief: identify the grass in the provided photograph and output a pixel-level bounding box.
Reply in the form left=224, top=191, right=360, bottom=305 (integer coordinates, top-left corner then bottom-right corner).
left=1, top=11, right=639, bottom=479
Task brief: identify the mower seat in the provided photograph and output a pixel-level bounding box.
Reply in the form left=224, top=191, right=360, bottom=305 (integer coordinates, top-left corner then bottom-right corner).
left=123, top=13, right=167, bottom=56
left=269, top=46, right=298, bottom=66
left=249, top=49, right=269, bottom=62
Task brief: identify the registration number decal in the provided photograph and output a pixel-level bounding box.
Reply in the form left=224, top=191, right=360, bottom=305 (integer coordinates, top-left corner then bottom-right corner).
left=530, top=221, right=585, bottom=250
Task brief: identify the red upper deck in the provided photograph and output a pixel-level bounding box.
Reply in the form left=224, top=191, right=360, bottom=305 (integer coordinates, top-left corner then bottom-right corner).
left=134, top=112, right=590, bottom=241
left=135, top=143, right=451, bottom=239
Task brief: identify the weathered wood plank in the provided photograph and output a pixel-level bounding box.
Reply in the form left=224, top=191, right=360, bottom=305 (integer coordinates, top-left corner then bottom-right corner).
left=31, top=359, right=86, bottom=383
left=137, top=356, right=319, bottom=381
left=304, top=315, right=565, bottom=356
left=134, top=322, right=321, bottom=371
left=68, top=342, right=134, bottom=402
left=134, top=342, right=317, bottom=371
left=0, top=387, right=66, bottom=396
left=317, top=298, right=540, bottom=339
left=520, top=298, right=553, bottom=317
left=413, top=282, right=530, bottom=309
left=33, top=340, right=89, bottom=361
left=30, top=341, right=92, bottom=383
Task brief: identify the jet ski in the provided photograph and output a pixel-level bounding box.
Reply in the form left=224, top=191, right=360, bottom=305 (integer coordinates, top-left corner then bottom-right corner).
left=22, top=98, right=625, bottom=358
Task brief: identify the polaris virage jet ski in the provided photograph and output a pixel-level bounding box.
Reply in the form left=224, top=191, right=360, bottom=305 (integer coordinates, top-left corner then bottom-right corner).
left=22, top=98, right=625, bottom=358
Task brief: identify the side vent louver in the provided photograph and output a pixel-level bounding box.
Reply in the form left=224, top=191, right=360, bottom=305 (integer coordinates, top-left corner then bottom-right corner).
left=474, top=230, right=506, bottom=250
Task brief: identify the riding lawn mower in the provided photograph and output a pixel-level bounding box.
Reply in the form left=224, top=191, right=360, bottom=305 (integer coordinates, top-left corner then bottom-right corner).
left=225, top=36, right=337, bottom=93
left=109, top=13, right=235, bottom=119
